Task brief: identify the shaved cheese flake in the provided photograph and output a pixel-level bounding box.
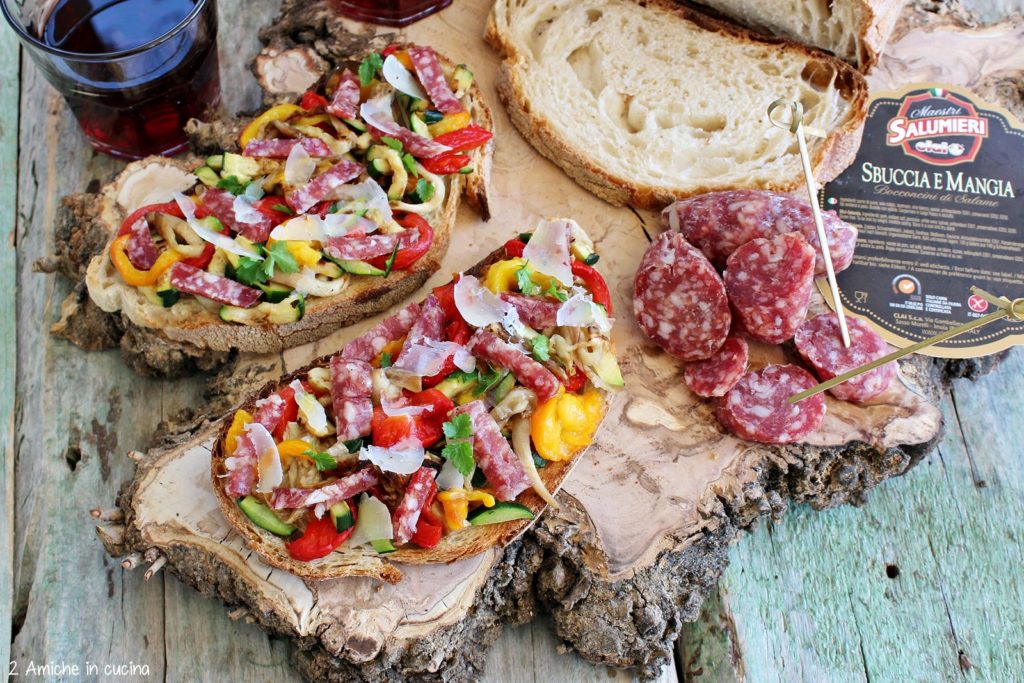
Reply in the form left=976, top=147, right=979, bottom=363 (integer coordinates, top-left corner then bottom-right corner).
left=332, top=179, right=393, bottom=223
left=523, top=218, right=574, bottom=286
left=454, top=274, right=525, bottom=338
left=557, top=289, right=613, bottom=335
left=360, top=93, right=399, bottom=132
left=270, top=213, right=377, bottom=242
left=284, top=142, right=317, bottom=186
left=392, top=339, right=474, bottom=377
left=289, top=380, right=330, bottom=437
left=358, top=438, right=424, bottom=475
left=246, top=423, right=282, bottom=493
left=381, top=395, right=429, bottom=418
left=174, top=192, right=263, bottom=259
left=347, top=494, right=394, bottom=546
left=435, top=458, right=466, bottom=491
left=322, top=212, right=378, bottom=237
left=382, top=54, right=428, bottom=101
left=232, top=196, right=264, bottom=226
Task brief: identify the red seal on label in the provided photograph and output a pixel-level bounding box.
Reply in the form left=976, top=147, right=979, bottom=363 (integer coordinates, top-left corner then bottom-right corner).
left=968, top=295, right=989, bottom=313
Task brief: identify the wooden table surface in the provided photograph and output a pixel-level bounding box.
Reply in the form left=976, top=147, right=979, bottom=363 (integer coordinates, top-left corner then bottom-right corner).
left=3, top=1, right=1022, bottom=681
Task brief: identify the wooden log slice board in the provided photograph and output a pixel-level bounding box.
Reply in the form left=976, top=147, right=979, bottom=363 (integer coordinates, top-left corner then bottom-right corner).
left=84, top=0, right=1021, bottom=679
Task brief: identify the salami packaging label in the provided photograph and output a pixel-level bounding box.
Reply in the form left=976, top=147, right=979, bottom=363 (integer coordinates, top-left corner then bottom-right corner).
left=821, top=83, right=1024, bottom=358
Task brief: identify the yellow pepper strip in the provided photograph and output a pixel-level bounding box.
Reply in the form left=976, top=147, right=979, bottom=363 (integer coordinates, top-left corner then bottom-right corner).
left=276, top=439, right=316, bottom=463
left=427, top=111, right=471, bottom=137
left=437, top=488, right=496, bottom=532
left=393, top=50, right=414, bottom=70
left=239, top=103, right=304, bottom=147
left=531, top=389, right=604, bottom=462
left=373, top=339, right=405, bottom=368
left=109, top=235, right=183, bottom=287
left=294, top=114, right=330, bottom=127
left=482, top=258, right=552, bottom=294
left=267, top=238, right=321, bottom=269
left=225, top=409, right=253, bottom=456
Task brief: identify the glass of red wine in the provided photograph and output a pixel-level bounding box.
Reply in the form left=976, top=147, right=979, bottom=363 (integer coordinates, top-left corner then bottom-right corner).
left=1, top=0, right=221, bottom=159
left=332, top=0, right=453, bottom=27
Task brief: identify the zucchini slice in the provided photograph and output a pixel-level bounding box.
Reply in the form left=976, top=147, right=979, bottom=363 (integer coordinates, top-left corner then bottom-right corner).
left=239, top=496, right=297, bottom=537
left=468, top=502, right=535, bottom=525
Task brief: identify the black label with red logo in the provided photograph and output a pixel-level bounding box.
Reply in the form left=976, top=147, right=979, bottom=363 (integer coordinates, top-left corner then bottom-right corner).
left=821, top=84, right=1024, bottom=358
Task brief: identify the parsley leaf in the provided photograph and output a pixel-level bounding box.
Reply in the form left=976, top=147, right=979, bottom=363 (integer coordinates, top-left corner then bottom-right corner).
left=446, top=369, right=477, bottom=383
left=515, top=263, right=541, bottom=296
left=271, top=203, right=294, bottom=215
left=380, top=351, right=393, bottom=368
left=305, top=449, right=337, bottom=472
left=266, top=241, right=299, bottom=276
left=474, top=367, right=508, bottom=396
left=383, top=242, right=400, bottom=276
left=441, top=441, right=475, bottom=478
left=442, top=413, right=473, bottom=440
left=234, top=242, right=298, bottom=285
left=380, top=136, right=404, bottom=151
left=414, top=178, right=434, bottom=203
left=358, top=52, right=383, bottom=86
left=216, top=175, right=247, bottom=196
left=343, top=438, right=365, bottom=453
left=402, top=153, right=419, bottom=176
left=234, top=256, right=269, bottom=286
left=546, top=280, right=568, bottom=302
left=529, top=334, right=550, bottom=362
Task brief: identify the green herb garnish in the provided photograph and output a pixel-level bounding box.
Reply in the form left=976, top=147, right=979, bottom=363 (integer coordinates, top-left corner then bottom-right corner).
left=414, top=178, right=434, bottom=203
left=358, top=53, right=383, bottom=86
left=529, top=334, right=550, bottom=362
left=546, top=280, right=568, bottom=302
left=380, top=351, right=393, bottom=368
left=441, top=413, right=475, bottom=477
left=383, top=242, right=401, bottom=276
left=402, top=153, right=419, bottom=176
left=515, top=262, right=541, bottom=296
left=343, top=438, right=365, bottom=453
left=271, top=203, right=294, bottom=215
left=233, top=241, right=299, bottom=286
left=305, top=450, right=337, bottom=472
left=216, top=176, right=247, bottom=196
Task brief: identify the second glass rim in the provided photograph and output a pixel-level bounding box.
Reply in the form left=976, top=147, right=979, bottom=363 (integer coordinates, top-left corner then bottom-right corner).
left=0, top=0, right=214, bottom=63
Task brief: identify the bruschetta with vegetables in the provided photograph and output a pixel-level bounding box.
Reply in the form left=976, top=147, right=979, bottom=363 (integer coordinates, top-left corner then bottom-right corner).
left=86, top=43, right=494, bottom=354
left=211, top=219, right=624, bottom=582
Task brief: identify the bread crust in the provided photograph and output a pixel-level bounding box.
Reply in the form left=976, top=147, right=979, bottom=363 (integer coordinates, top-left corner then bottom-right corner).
left=856, top=0, right=906, bottom=71
left=485, top=0, right=869, bottom=209
left=210, top=247, right=607, bottom=583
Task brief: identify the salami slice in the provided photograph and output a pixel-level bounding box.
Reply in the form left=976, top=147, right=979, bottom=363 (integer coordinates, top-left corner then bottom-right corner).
left=330, top=356, right=374, bottom=441
left=323, top=228, right=419, bottom=261
left=124, top=216, right=159, bottom=270
left=199, top=188, right=275, bottom=243
left=269, top=468, right=380, bottom=513
left=632, top=232, right=731, bottom=361
left=683, top=335, right=749, bottom=398
left=724, top=232, right=815, bottom=344
left=397, top=295, right=446, bottom=359
left=224, top=434, right=258, bottom=498
left=716, top=364, right=826, bottom=444
left=452, top=400, right=530, bottom=501
left=286, top=159, right=363, bottom=214
left=663, top=190, right=858, bottom=276
left=392, top=466, right=437, bottom=544
left=361, top=96, right=451, bottom=158
left=794, top=313, right=897, bottom=403
left=465, top=329, right=561, bottom=403
left=341, top=303, right=422, bottom=362
left=168, top=263, right=261, bottom=308
left=243, top=137, right=332, bottom=159
left=326, top=69, right=360, bottom=120
left=499, top=293, right=560, bottom=330
left=251, top=393, right=286, bottom=432
left=408, top=46, right=464, bottom=115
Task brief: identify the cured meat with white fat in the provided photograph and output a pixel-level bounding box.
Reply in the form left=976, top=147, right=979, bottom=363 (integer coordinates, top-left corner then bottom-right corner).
left=326, top=69, right=360, bottom=120
left=500, top=293, right=560, bottom=329
left=716, top=364, right=825, bottom=444
left=452, top=400, right=530, bottom=501
left=224, top=434, right=258, bottom=497
left=724, top=232, right=815, bottom=344
left=323, top=228, right=420, bottom=261
left=632, top=232, right=730, bottom=361
left=124, top=217, right=159, bottom=270
left=330, top=356, right=374, bottom=441
left=251, top=393, right=286, bottom=432
left=341, top=302, right=422, bottom=362
left=663, top=190, right=858, bottom=276
left=243, top=137, right=332, bottom=159
left=397, top=295, right=446, bottom=360
left=199, top=188, right=276, bottom=243
left=683, top=335, right=749, bottom=398
left=361, top=95, right=451, bottom=158
left=408, top=46, right=464, bottom=115
left=269, top=468, right=380, bottom=514
left=794, top=312, right=897, bottom=403
left=168, top=263, right=261, bottom=308
left=466, top=329, right=561, bottom=402
left=392, top=467, right=437, bottom=544
left=286, top=159, right=364, bottom=213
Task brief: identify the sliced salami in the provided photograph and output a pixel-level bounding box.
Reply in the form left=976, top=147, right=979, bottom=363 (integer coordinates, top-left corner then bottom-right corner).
left=724, top=232, right=815, bottom=344
left=452, top=400, right=530, bottom=501
left=632, top=232, right=731, bottom=361
left=466, top=329, right=561, bottom=403
left=330, top=356, right=374, bottom=441
left=408, top=46, right=464, bottom=115
left=168, top=263, right=261, bottom=308
left=683, top=335, right=749, bottom=398
left=326, top=69, right=360, bottom=120
left=251, top=393, right=286, bottom=432
left=499, top=293, right=560, bottom=330
left=361, top=95, right=451, bottom=158
left=223, top=434, right=258, bottom=498
left=397, top=295, right=446, bottom=359
left=243, top=137, right=332, bottom=159
left=341, top=303, right=422, bottom=362
left=124, top=216, right=159, bottom=270
left=269, top=468, right=380, bottom=513
left=199, top=188, right=275, bottom=243
left=286, top=159, right=364, bottom=214
left=323, top=228, right=419, bottom=261
left=716, top=364, right=826, bottom=444
left=794, top=312, right=897, bottom=403
left=392, top=466, right=437, bottom=544
left=663, top=190, right=858, bottom=276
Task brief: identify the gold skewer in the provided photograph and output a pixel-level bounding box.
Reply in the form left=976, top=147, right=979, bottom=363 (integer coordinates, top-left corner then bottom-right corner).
left=789, top=287, right=1024, bottom=403
left=767, top=98, right=851, bottom=348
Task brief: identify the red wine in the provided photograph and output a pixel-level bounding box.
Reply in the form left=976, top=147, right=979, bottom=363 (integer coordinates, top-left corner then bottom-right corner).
left=332, top=0, right=453, bottom=27
left=36, top=0, right=221, bottom=158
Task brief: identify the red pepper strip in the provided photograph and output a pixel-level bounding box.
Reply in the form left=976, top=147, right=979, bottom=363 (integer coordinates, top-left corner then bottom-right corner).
left=367, top=213, right=434, bottom=271
left=421, top=358, right=457, bottom=389
left=381, top=44, right=399, bottom=58
left=273, top=386, right=299, bottom=441
left=421, top=151, right=471, bottom=176
left=408, top=388, right=455, bottom=422
left=432, top=276, right=463, bottom=323
left=561, top=368, right=588, bottom=393
left=430, top=124, right=493, bottom=153
left=503, top=238, right=613, bottom=313
left=301, top=90, right=330, bottom=110
left=252, top=196, right=295, bottom=225
left=370, top=408, right=440, bottom=449
left=411, top=508, right=443, bottom=548
left=285, top=507, right=357, bottom=561
left=503, top=238, right=526, bottom=258
left=421, top=321, right=471, bottom=387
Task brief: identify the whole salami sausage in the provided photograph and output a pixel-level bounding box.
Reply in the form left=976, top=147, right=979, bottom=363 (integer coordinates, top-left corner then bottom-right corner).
left=716, top=364, right=826, bottom=444
left=452, top=400, right=530, bottom=501
left=341, top=303, right=422, bottom=362
left=632, top=232, right=731, bottom=361
left=168, top=263, right=262, bottom=308
left=392, top=467, right=438, bottom=545
left=794, top=312, right=897, bottom=403
left=465, top=329, right=561, bottom=402
left=683, top=334, right=749, bottom=398
left=330, top=356, right=374, bottom=441
left=724, top=232, right=815, bottom=344
left=663, top=190, right=858, bottom=276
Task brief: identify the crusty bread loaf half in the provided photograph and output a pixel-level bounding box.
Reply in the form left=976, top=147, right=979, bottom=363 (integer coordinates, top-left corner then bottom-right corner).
left=689, top=0, right=905, bottom=70
left=210, top=247, right=604, bottom=583
left=84, top=58, right=493, bottom=355
left=485, top=0, right=868, bottom=209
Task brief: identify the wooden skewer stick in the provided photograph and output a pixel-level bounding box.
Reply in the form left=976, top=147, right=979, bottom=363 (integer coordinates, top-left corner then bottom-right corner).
left=767, top=98, right=851, bottom=348
left=790, top=287, right=1024, bottom=403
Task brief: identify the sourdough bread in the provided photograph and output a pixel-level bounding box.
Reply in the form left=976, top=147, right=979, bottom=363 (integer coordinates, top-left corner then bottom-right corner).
left=486, top=0, right=868, bottom=209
